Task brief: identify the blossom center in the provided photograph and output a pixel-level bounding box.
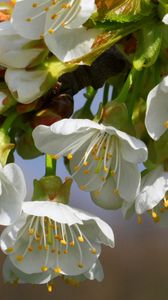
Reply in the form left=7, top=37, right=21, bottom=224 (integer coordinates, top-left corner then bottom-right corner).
left=6, top=215, right=97, bottom=273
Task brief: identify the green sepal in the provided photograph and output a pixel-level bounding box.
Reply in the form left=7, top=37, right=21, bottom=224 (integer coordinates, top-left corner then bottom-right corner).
left=133, top=22, right=163, bottom=70
left=16, top=127, right=41, bottom=160
left=32, top=176, right=72, bottom=204
left=101, top=100, right=135, bottom=134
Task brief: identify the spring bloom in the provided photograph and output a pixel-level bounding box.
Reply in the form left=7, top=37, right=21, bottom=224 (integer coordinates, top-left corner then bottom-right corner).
left=0, top=163, right=26, bottom=225
left=0, top=200, right=114, bottom=276
left=12, top=0, right=99, bottom=62
left=33, top=119, right=147, bottom=201
left=135, top=165, right=168, bottom=215
left=0, top=21, right=47, bottom=68
left=121, top=166, right=168, bottom=223
left=145, top=76, right=168, bottom=140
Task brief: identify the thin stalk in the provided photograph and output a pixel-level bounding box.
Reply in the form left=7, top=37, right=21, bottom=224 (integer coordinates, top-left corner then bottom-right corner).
left=45, top=154, right=56, bottom=176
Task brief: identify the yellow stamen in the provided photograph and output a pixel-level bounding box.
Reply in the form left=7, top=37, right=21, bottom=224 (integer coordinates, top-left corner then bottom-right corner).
left=38, top=245, right=43, bottom=251
left=28, top=228, right=34, bottom=236
left=104, top=166, right=109, bottom=173
left=70, top=241, right=75, bottom=247
left=160, top=207, right=165, bottom=213
left=137, top=215, right=142, bottom=225
left=111, top=170, right=116, bottom=176
left=50, top=154, right=59, bottom=160
left=32, top=3, right=38, bottom=8
left=64, top=249, right=68, bottom=254
left=90, top=248, right=97, bottom=254
left=41, top=266, right=48, bottom=272
left=83, top=161, right=88, bottom=167
left=93, top=190, right=100, bottom=197
left=78, top=263, right=84, bottom=269
left=113, top=189, right=119, bottom=195
left=74, top=165, right=80, bottom=172
left=6, top=247, right=14, bottom=253
left=47, top=283, right=53, bottom=293
left=28, top=246, right=33, bottom=252
left=164, top=197, right=168, bottom=208
left=16, top=255, right=24, bottom=262
left=51, top=248, right=56, bottom=253
left=78, top=236, right=84, bottom=243
left=80, top=185, right=86, bottom=191
left=164, top=121, right=168, bottom=128
left=55, top=234, right=61, bottom=241
left=67, top=153, right=73, bottom=160
left=83, top=169, right=89, bottom=175
left=48, top=28, right=54, bottom=34
left=61, top=3, right=71, bottom=8
left=54, top=267, right=62, bottom=274
left=51, top=14, right=57, bottom=20
left=60, top=239, right=67, bottom=246
left=26, top=18, right=32, bottom=22
left=152, top=211, right=160, bottom=223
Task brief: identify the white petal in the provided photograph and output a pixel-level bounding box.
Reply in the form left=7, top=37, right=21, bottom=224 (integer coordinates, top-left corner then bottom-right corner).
left=58, top=241, right=101, bottom=276
left=0, top=213, right=27, bottom=251
left=121, top=200, right=135, bottom=219
left=72, top=208, right=115, bottom=248
left=0, top=21, right=16, bottom=36
left=5, top=68, right=47, bottom=103
left=44, top=27, right=98, bottom=62
left=3, top=257, right=54, bottom=284
left=0, top=163, right=26, bottom=226
left=84, top=260, right=104, bottom=282
left=32, top=119, right=104, bottom=154
left=135, top=166, right=168, bottom=214
left=12, top=0, right=46, bottom=39
left=64, top=0, right=96, bottom=29
left=0, top=21, right=44, bottom=68
left=145, top=76, right=168, bottom=140
left=118, top=160, right=141, bottom=201
left=162, top=14, right=168, bottom=24
left=50, top=119, right=104, bottom=135
left=22, top=201, right=83, bottom=226
left=91, top=176, right=123, bottom=210
left=105, top=126, right=148, bottom=163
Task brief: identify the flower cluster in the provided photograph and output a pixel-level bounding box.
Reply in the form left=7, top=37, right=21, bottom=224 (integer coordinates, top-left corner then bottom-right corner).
left=0, top=0, right=167, bottom=294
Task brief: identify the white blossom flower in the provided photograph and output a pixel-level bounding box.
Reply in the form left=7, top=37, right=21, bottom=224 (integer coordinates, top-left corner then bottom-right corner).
left=32, top=119, right=148, bottom=201
left=0, top=200, right=114, bottom=276
left=0, top=21, right=47, bottom=68
left=162, top=14, right=168, bottom=25
left=145, top=76, right=168, bottom=140
left=3, top=257, right=103, bottom=285
left=0, top=163, right=26, bottom=226
left=135, top=165, right=168, bottom=215
left=12, top=0, right=99, bottom=62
